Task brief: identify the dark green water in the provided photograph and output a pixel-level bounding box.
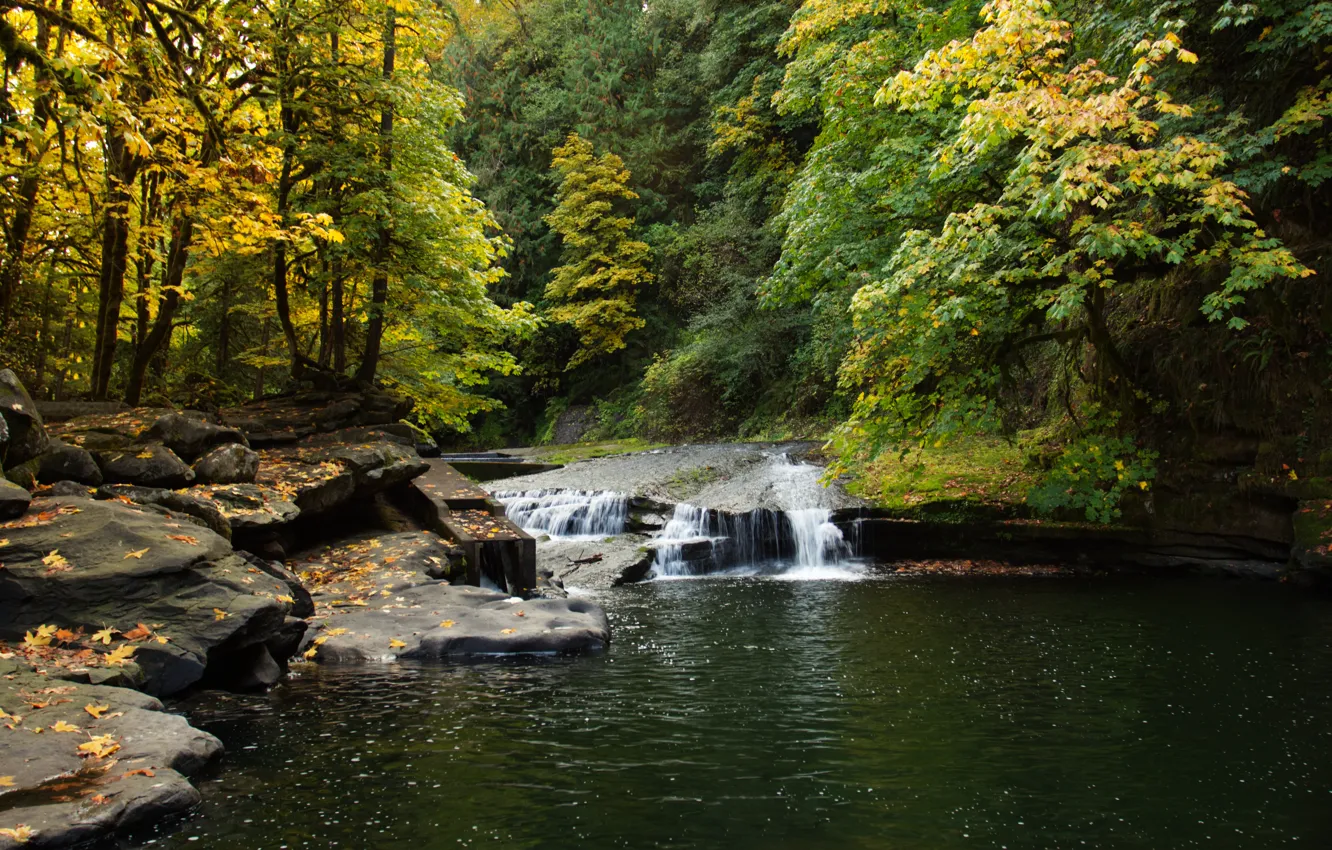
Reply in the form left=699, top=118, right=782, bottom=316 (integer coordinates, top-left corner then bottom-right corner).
left=132, top=572, right=1332, bottom=850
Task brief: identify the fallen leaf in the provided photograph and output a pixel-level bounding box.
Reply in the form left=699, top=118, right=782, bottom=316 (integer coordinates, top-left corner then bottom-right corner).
left=325, top=628, right=348, bottom=637
left=123, top=548, right=149, bottom=560
left=54, top=628, right=78, bottom=643
left=0, top=825, right=34, bottom=843
left=42, top=550, right=70, bottom=572
left=23, top=624, right=57, bottom=648
left=439, top=620, right=455, bottom=629
left=92, top=627, right=117, bottom=645
left=213, top=608, right=229, bottom=621
left=78, top=735, right=120, bottom=759
left=303, top=646, right=319, bottom=659
left=104, top=644, right=136, bottom=666
left=0, top=776, right=14, bottom=787
left=84, top=704, right=109, bottom=719
left=276, top=594, right=294, bottom=604
left=389, top=639, right=407, bottom=649
left=167, top=534, right=200, bottom=546
left=51, top=721, right=80, bottom=733
left=121, top=624, right=153, bottom=641
left=500, top=628, right=517, bottom=635
left=89, top=794, right=109, bottom=805
left=121, top=768, right=155, bottom=778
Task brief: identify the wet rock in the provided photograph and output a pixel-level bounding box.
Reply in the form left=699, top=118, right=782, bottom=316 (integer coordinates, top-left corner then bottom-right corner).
left=0, top=477, right=30, bottom=519
left=37, top=439, right=103, bottom=486
left=536, top=534, right=655, bottom=589
left=46, top=408, right=173, bottom=448
left=195, top=483, right=300, bottom=531
left=326, top=441, right=429, bottom=493
left=94, top=444, right=194, bottom=489
left=1291, top=499, right=1332, bottom=583
left=0, top=368, right=49, bottom=467
left=193, top=443, right=259, bottom=484
left=144, top=413, right=248, bottom=463
left=95, top=484, right=232, bottom=541
left=48, top=480, right=94, bottom=498
left=0, top=497, right=294, bottom=695
left=237, top=550, right=314, bottom=617
left=303, top=583, right=610, bottom=662
left=0, top=659, right=221, bottom=850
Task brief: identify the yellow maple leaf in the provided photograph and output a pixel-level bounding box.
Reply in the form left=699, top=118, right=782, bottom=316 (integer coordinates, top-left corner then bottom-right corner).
left=0, top=776, right=14, bottom=787
left=0, top=825, right=34, bottom=843
left=276, top=594, right=294, bottom=604
left=123, top=548, right=149, bottom=560
left=213, top=608, right=229, bottom=621
left=439, top=620, right=455, bottom=629
left=23, top=625, right=57, bottom=648
left=41, top=550, right=69, bottom=571
left=389, top=639, right=407, bottom=649
left=500, top=628, right=517, bottom=635
left=104, top=644, right=136, bottom=666
left=0, top=538, right=8, bottom=547
left=326, top=628, right=348, bottom=637
left=78, top=735, right=120, bottom=759
left=92, top=627, right=117, bottom=645
left=51, top=721, right=80, bottom=733
left=84, top=704, right=109, bottom=719
left=303, top=646, right=319, bottom=659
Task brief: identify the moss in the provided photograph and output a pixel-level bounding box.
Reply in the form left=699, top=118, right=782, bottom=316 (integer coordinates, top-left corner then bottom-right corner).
left=518, top=439, right=668, bottom=465
left=847, top=434, right=1037, bottom=520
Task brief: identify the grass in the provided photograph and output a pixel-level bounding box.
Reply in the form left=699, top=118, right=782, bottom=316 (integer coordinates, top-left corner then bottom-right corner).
left=846, top=434, right=1039, bottom=518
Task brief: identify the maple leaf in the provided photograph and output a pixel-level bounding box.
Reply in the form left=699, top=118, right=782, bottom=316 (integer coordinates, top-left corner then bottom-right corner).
left=167, top=534, right=200, bottom=546
left=51, top=721, right=80, bottom=733
left=439, top=620, right=456, bottom=629
left=0, top=538, right=8, bottom=547
left=213, top=608, right=229, bottom=621
left=302, top=646, right=319, bottom=659
left=0, top=825, right=34, bottom=843
left=23, top=624, right=57, bottom=648
left=121, top=624, right=153, bottom=641
left=84, top=704, right=109, bottom=719
left=325, top=628, right=348, bottom=637
left=121, top=768, right=155, bottom=778
left=104, top=644, right=136, bottom=666
left=500, top=628, right=517, bottom=635
left=91, top=628, right=117, bottom=645
left=42, top=551, right=70, bottom=573
left=276, top=594, right=294, bottom=604
left=89, top=794, right=109, bottom=805
left=0, top=776, right=14, bottom=787
left=123, top=548, right=149, bottom=560
left=389, top=639, right=407, bottom=649
left=78, top=735, right=120, bottom=759
left=54, top=628, right=78, bottom=643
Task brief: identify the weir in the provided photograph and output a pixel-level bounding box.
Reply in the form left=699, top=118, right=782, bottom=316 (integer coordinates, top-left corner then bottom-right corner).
left=492, top=488, right=630, bottom=538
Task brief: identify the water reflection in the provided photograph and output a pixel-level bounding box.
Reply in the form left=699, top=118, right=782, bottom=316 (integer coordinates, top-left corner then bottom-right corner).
left=124, top=573, right=1332, bottom=850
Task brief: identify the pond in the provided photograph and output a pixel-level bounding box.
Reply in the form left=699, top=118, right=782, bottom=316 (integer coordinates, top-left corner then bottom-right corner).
left=127, top=569, right=1332, bottom=849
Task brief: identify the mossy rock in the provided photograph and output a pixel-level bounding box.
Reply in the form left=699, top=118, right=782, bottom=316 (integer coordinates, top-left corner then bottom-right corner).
left=1291, top=500, right=1332, bottom=577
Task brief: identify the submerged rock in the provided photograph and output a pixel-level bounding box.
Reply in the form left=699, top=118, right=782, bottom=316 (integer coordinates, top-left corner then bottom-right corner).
left=0, top=659, right=221, bottom=850
left=0, top=497, right=295, bottom=695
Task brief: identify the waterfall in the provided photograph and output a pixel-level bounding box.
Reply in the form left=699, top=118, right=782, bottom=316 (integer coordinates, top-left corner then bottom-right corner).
left=650, top=503, right=852, bottom=578
left=494, top=489, right=628, bottom=539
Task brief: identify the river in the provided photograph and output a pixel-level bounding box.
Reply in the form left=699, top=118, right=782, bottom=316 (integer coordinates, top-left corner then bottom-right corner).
left=121, top=564, right=1332, bottom=849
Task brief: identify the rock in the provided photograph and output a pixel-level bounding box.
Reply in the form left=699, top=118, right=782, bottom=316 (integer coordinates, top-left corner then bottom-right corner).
left=0, top=368, right=49, bottom=467
left=4, top=457, right=38, bottom=489
left=0, top=659, right=221, bottom=850
left=237, top=550, right=314, bottom=617
left=193, top=443, right=260, bottom=484
left=45, top=408, right=172, bottom=449
left=0, top=497, right=295, bottom=695
left=1291, top=499, right=1332, bottom=583
left=220, top=390, right=413, bottom=447
left=144, top=413, right=248, bottom=462
left=196, top=483, right=301, bottom=532
left=537, top=534, right=656, bottom=589
left=0, top=477, right=31, bottom=519
left=37, top=439, right=103, bottom=486
left=48, top=480, right=94, bottom=498
left=326, top=441, right=429, bottom=493
left=94, top=443, right=194, bottom=489
left=304, top=583, right=610, bottom=662
left=212, top=642, right=284, bottom=691
left=552, top=404, right=596, bottom=445
left=33, top=399, right=130, bottom=422
left=95, top=484, right=233, bottom=541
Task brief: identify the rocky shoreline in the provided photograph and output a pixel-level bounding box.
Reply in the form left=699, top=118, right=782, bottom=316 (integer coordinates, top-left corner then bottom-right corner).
left=0, top=372, right=609, bottom=849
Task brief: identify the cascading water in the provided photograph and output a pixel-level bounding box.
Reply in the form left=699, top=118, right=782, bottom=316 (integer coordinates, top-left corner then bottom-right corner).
left=650, top=504, right=854, bottom=578
left=494, top=489, right=628, bottom=539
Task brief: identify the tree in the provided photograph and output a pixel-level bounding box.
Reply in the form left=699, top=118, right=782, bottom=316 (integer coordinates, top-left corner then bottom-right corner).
left=543, top=133, right=653, bottom=370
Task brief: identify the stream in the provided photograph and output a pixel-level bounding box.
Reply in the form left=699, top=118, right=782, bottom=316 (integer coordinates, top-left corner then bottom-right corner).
left=128, top=569, right=1332, bottom=849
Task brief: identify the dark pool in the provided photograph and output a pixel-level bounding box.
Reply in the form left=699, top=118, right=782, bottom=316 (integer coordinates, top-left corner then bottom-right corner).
left=126, top=570, right=1332, bottom=849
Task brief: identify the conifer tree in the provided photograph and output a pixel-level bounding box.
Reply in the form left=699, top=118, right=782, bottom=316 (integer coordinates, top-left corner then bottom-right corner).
left=543, top=133, right=653, bottom=370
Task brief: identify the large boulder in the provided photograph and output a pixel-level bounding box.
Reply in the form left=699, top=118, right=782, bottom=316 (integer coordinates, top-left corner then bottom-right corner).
left=94, top=484, right=232, bottom=540
left=144, top=413, right=248, bottom=462
left=193, top=443, right=260, bottom=484
left=0, top=477, right=30, bottom=520
left=0, top=368, right=49, bottom=467
left=94, top=444, right=194, bottom=489
left=0, top=660, right=221, bottom=850
left=0, top=497, right=295, bottom=695
left=37, top=439, right=103, bottom=486
left=219, top=390, right=413, bottom=447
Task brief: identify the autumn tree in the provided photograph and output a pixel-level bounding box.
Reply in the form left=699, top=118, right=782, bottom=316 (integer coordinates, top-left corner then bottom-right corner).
left=543, top=133, right=653, bottom=370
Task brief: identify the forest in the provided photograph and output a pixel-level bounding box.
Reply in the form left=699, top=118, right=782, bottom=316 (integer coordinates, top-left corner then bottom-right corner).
left=1, top=0, right=1329, bottom=520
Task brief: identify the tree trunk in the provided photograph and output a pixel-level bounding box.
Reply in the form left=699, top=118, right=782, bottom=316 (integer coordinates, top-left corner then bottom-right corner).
left=90, top=146, right=136, bottom=400
left=124, top=218, right=192, bottom=405
left=331, top=258, right=346, bottom=373
left=354, top=6, right=395, bottom=386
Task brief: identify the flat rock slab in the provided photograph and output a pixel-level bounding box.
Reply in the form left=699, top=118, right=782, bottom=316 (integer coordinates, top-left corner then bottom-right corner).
left=485, top=442, right=864, bottom=513
left=0, top=660, right=221, bottom=849
left=0, top=497, right=294, bottom=695
left=303, top=583, right=609, bottom=662
left=537, top=534, right=655, bottom=589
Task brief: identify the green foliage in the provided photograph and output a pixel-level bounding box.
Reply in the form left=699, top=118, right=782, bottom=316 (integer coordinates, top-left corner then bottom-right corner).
left=543, top=133, right=654, bottom=370
left=1026, top=430, right=1158, bottom=524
